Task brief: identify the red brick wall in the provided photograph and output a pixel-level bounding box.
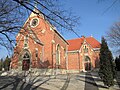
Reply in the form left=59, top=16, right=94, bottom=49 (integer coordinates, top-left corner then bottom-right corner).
left=67, top=41, right=100, bottom=71
left=11, top=13, right=68, bottom=69
left=81, top=42, right=99, bottom=68
left=53, top=33, right=67, bottom=69
left=68, top=52, right=80, bottom=70
left=80, top=41, right=100, bottom=70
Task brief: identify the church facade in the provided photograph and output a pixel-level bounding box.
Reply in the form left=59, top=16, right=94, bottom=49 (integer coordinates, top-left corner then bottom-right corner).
left=11, top=10, right=100, bottom=74
left=67, top=36, right=100, bottom=73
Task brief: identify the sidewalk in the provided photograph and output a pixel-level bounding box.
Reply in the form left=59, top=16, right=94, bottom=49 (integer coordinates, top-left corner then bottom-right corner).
left=23, top=74, right=68, bottom=90
left=1, top=71, right=120, bottom=90
left=85, top=72, right=98, bottom=90
left=23, top=73, right=86, bottom=90
left=66, top=73, right=85, bottom=90
left=116, top=71, right=120, bottom=88
left=91, top=71, right=120, bottom=90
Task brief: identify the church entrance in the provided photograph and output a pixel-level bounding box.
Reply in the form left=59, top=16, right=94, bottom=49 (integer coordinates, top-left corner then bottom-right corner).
left=84, top=56, right=91, bottom=71
left=22, top=52, right=30, bottom=71
left=84, top=62, right=91, bottom=71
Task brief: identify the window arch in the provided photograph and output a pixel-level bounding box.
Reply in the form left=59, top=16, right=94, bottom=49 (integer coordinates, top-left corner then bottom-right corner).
left=56, top=44, right=60, bottom=65
left=20, top=49, right=31, bottom=71
left=24, top=35, right=29, bottom=47
left=84, top=56, right=91, bottom=71
left=84, top=56, right=91, bottom=62
left=30, top=18, right=39, bottom=27
left=84, top=45, right=88, bottom=53
left=23, top=52, right=30, bottom=59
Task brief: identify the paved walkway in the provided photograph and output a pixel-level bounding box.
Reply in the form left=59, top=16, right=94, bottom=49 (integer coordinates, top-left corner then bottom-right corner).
left=0, top=71, right=120, bottom=90
left=116, top=71, right=120, bottom=88
left=91, top=71, right=120, bottom=90
left=85, top=72, right=98, bottom=90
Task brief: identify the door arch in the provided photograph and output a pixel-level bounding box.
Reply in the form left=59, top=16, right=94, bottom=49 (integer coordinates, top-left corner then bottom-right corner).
left=22, top=52, right=30, bottom=71
left=84, top=56, right=91, bottom=71
left=18, top=49, right=31, bottom=71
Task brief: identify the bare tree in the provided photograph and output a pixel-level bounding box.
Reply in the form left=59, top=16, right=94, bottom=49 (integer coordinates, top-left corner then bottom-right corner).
left=98, top=0, right=120, bottom=14
left=106, top=22, right=120, bottom=53
left=0, top=0, right=25, bottom=52
left=0, top=0, right=80, bottom=54
left=12, top=0, right=80, bottom=36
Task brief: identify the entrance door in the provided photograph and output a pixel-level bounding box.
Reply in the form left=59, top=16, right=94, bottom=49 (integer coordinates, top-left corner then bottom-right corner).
left=22, top=52, right=30, bottom=71
left=22, top=59, right=30, bottom=70
left=85, top=62, right=91, bottom=71
left=84, top=56, right=91, bottom=71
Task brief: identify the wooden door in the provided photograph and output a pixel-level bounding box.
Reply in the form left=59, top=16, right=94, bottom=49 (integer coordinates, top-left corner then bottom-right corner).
left=22, top=59, right=30, bottom=71
left=85, top=62, right=91, bottom=71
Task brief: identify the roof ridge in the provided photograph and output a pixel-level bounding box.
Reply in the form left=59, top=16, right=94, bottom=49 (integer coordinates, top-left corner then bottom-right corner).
left=67, top=38, right=80, bottom=40
left=67, top=36, right=100, bottom=51
left=67, top=37, right=84, bottom=41
left=86, top=36, right=100, bottom=42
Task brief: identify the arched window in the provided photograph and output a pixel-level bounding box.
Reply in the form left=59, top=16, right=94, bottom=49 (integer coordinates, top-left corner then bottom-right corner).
left=56, top=44, right=60, bottom=65
left=84, top=46, right=88, bottom=53
left=24, top=35, right=29, bottom=47
left=64, top=48, right=66, bottom=57
left=85, top=56, right=91, bottom=62
left=30, top=18, right=39, bottom=27
left=23, top=52, right=30, bottom=59
left=35, top=48, right=38, bottom=58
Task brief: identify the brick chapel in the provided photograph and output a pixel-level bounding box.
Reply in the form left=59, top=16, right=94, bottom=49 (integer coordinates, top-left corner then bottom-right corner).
left=11, top=10, right=100, bottom=74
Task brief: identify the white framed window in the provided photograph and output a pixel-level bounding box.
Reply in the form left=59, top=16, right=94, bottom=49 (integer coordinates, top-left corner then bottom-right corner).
left=35, top=48, right=38, bottom=58
left=24, top=35, right=29, bottom=48
left=56, top=44, right=60, bottom=65
left=30, top=18, right=39, bottom=28
left=84, top=46, right=88, bottom=53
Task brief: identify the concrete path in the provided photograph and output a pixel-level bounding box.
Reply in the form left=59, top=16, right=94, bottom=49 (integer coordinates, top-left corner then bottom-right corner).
left=0, top=76, right=48, bottom=90
left=0, top=71, right=120, bottom=90
left=85, top=72, right=98, bottom=90
left=116, top=71, right=120, bottom=88
left=66, top=73, right=85, bottom=90
left=91, top=71, right=120, bottom=90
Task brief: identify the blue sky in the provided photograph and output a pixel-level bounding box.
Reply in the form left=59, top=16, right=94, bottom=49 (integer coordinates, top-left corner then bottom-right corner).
left=0, top=0, right=120, bottom=59
left=62, top=0, right=120, bottom=42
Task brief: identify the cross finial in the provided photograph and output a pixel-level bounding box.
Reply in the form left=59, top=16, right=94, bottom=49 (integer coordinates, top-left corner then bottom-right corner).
left=91, top=34, right=93, bottom=37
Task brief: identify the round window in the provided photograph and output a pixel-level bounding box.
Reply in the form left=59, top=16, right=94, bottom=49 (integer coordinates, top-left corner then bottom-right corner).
left=31, top=18, right=39, bottom=27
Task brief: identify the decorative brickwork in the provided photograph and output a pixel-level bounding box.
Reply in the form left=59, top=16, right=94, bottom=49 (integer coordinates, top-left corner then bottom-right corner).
left=11, top=9, right=100, bottom=73
left=67, top=36, right=100, bottom=72
left=11, top=10, right=68, bottom=71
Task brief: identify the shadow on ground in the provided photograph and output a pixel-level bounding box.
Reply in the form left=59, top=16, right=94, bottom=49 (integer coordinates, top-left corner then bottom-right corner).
left=0, top=72, right=71, bottom=90
left=76, top=72, right=107, bottom=90
left=0, top=73, right=50, bottom=90
left=60, top=74, right=70, bottom=90
left=116, top=71, right=120, bottom=88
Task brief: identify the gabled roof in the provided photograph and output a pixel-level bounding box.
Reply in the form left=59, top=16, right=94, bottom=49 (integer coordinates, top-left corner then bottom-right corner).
left=17, top=8, right=68, bottom=45
left=67, top=36, right=100, bottom=51
left=86, top=37, right=101, bottom=48
left=67, top=38, right=84, bottom=51
left=53, top=27, right=69, bottom=45
left=30, top=9, right=69, bottom=45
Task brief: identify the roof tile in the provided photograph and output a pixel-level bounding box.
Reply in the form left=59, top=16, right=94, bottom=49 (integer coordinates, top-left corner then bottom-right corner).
left=67, top=37, right=100, bottom=51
